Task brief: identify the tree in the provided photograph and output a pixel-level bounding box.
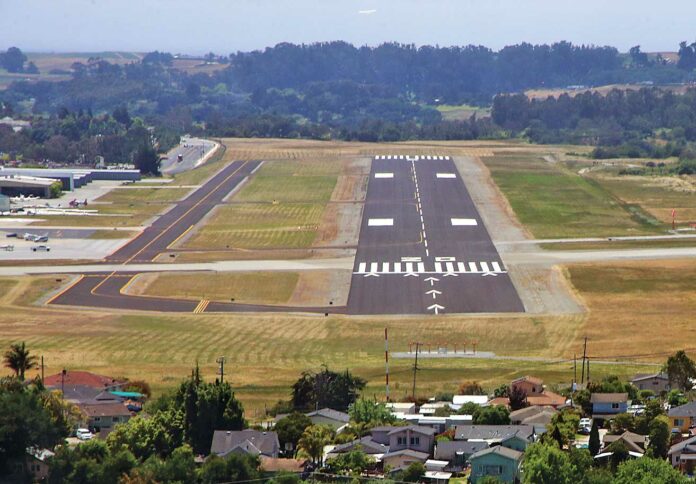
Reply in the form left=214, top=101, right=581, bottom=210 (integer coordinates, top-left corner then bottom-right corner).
left=458, top=381, right=486, bottom=395
left=3, top=342, right=38, bottom=380
left=348, top=398, right=396, bottom=425
left=457, top=401, right=480, bottom=416
left=131, top=444, right=197, bottom=483
left=493, top=384, right=509, bottom=398
left=106, top=409, right=185, bottom=460
left=667, top=389, right=688, bottom=407
left=544, top=411, right=579, bottom=449
left=133, top=144, right=160, bottom=176
left=610, top=413, right=636, bottom=434
left=588, top=420, right=600, bottom=456
left=326, top=449, right=373, bottom=475
left=398, top=462, right=426, bottom=482
left=291, top=367, right=366, bottom=412
left=198, top=452, right=260, bottom=484
left=522, top=442, right=577, bottom=484
left=274, top=412, right=312, bottom=455
left=473, top=405, right=510, bottom=425
left=647, top=415, right=670, bottom=459
left=613, top=457, right=689, bottom=484
left=0, top=47, right=27, bottom=73
left=607, top=440, right=629, bottom=471
left=112, top=105, right=132, bottom=127
left=664, top=350, right=696, bottom=391
left=297, top=424, right=334, bottom=466
left=508, top=385, right=528, bottom=411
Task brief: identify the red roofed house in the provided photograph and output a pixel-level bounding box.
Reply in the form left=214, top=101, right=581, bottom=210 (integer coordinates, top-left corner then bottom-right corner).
left=44, top=370, right=125, bottom=390
left=489, top=376, right=566, bottom=408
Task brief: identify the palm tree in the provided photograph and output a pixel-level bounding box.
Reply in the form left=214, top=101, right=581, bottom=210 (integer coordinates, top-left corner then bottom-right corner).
left=298, top=424, right=334, bottom=467
left=3, top=342, right=38, bottom=380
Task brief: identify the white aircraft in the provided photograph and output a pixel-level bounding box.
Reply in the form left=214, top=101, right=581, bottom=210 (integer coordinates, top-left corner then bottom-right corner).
left=0, top=244, right=14, bottom=251
left=23, top=232, right=49, bottom=242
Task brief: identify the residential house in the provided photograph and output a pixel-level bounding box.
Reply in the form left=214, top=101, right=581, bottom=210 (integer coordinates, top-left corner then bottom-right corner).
left=382, top=426, right=436, bottom=472
left=668, top=435, right=696, bottom=474
left=668, top=401, right=696, bottom=433
left=455, top=425, right=534, bottom=452
left=424, top=460, right=452, bottom=483
left=590, top=393, right=629, bottom=420
left=452, top=395, right=489, bottom=407
left=328, top=435, right=389, bottom=456
left=419, top=402, right=451, bottom=415
left=631, top=373, right=671, bottom=393
left=434, top=440, right=489, bottom=472
left=210, top=430, right=280, bottom=458
left=306, top=408, right=350, bottom=431
left=488, top=376, right=566, bottom=409
left=468, top=446, right=523, bottom=484
left=79, top=402, right=132, bottom=433
left=386, top=402, right=417, bottom=415
left=24, top=448, right=54, bottom=482
left=602, top=431, right=648, bottom=455
left=509, top=406, right=557, bottom=425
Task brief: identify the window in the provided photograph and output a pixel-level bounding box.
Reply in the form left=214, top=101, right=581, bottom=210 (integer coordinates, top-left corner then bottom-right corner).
left=675, top=419, right=684, bottom=427
left=410, top=436, right=420, bottom=446
left=94, top=417, right=101, bottom=421
left=611, top=403, right=619, bottom=409
left=397, top=437, right=405, bottom=446
left=485, top=465, right=503, bottom=475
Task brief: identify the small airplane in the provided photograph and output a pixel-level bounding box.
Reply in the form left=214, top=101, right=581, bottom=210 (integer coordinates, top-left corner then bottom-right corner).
left=69, top=199, right=88, bottom=208
left=0, top=244, right=14, bottom=252
left=23, top=232, right=49, bottom=242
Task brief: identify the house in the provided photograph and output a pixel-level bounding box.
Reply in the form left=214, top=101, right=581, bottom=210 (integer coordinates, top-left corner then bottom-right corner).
left=455, top=425, right=534, bottom=452
left=419, top=402, right=451, bottom=415
left=24, top=448, right=54, bottom=482
left=631, top=373, right=671, bottom=393
left=44, top=370, right=125, bottom=391
left=468, top=445, right=523, bottom=484
left=509, top=406, right=557, bottom=425
left=424, top=460, right=452, bottom=483
left=328, top=435, right=389, bottom=456
left=434, top=440, right=489, bottom=472
left=602, top=431, right=648, bottom=454
left=386, top=425, right=436, bottom=454
left=668, top=435, right=696, bottom=474
left=79, top=402, right=132, bottom=433
left=591, top=393, right=629, bottom=420
left=488, top=377, right=566, bottom=408
left=452, top=395, right=489, bottom=407
left=383, top=449, right=431, bottom=472
left=210, top=430, right=280, bottom=458
left=306, top=408, right=350, bottom=430
left=668, top=401, right=696, bottom=433
left=386, top=402, right=417, bottom=415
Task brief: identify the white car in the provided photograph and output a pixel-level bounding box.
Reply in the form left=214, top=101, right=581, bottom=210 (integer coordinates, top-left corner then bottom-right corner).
left=31, top=245, right=50, bottom=252
left=76, top=428, right=93, bottom=440
left=579, top=418, right=592, bottom=428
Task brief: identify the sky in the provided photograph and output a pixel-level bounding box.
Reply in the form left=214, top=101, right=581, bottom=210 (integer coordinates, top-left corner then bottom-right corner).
left=2, top=0, right=696, bottom=54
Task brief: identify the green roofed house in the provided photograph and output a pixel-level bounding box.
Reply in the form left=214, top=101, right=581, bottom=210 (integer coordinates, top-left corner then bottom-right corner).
left=469, top=445, right=523, bottom=484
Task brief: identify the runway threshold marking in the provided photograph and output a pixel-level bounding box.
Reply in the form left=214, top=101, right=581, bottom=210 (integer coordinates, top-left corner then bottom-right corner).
left=45, top=274, right=85, bottom=305
left=451, top=218, right=478, bottom=226
left=368, top=218, right=394, bottom=226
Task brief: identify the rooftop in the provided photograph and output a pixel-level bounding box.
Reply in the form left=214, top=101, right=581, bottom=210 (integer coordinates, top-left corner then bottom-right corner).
left=668, top=401, right=696, bottom=417
left=470, top=445, right=524, bottom=462
left=590, top=393, right=628, bottom=404
left=44, top=370, right=125, bottom=390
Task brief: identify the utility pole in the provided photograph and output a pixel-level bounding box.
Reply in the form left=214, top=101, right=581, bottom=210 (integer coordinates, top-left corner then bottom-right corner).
left=587, top=358, right=590, bottom=383
left=581, top=337, right=588, bottom=384
left=41, top=355, right=44, bottom=383
left=216, top=356, right=226, bottom=384
left=412, top=342, right=421, bottom=400
left=384, top=328, right=390, bottom=402
left=573, top=354, right=577, bottom=386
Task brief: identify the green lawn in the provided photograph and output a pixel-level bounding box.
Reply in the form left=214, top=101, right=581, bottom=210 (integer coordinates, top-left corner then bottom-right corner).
left=484, top=155, right=664, bottom=238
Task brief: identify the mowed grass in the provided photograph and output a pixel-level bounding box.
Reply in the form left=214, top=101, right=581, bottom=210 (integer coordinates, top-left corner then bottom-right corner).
left=541, top=238, right=696, bottom=251
left=566, top=259, right=696, bottom=358
left=138, top=272, right=299, bottom=304
left=185, top=159, right=340, bottom=250
left=186, top=203, right=324, bottom=250
left=483, top=155, right=662, bottom=238
left=590, top=175, right=696, bottom=226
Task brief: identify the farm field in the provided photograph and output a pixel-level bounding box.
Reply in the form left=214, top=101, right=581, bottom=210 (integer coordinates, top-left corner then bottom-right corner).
left=482, top=154, right=665, bottom=238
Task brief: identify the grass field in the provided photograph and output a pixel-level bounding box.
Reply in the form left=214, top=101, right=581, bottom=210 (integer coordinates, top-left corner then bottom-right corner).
left=541, top=238, right=696, bottom=251
left=184, top=159, right=339, bottom=251
left=134, top=272, right=299, bottom=304
left=483, top=154, right=664, bottom=238
left=434, top=104, right=491, bottom=121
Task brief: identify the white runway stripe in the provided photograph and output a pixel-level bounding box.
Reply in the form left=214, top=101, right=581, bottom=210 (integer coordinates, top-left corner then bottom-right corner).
left=368, top=218, right=394, bottom=226
left=375, top=172, right=394, bottom=178
left=353, top=260, right=506, bottom=275
left=451, top=218, right=478, bottom=226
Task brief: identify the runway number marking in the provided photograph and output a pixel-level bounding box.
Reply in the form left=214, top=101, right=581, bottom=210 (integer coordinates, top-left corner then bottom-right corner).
left=368, top=218, right=394, bottom=226
left=451, top=218, right=478, bottom=226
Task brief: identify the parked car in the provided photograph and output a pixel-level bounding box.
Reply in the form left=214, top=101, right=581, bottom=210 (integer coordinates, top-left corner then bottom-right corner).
left=76, top=428, right=93, bottom=440
left=31, top=245, right=50, bottom=252
left=579, top=418, right=592, bottom=428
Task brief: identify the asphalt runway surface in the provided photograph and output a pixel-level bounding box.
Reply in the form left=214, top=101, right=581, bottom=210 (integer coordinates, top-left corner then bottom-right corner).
left=346, top=155, right=524, bottom=315
left=160, top=139, right=216, bottom=175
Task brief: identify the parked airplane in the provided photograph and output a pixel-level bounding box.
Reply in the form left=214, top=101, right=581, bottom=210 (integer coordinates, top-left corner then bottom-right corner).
left=23, top=232, right=49, bottom=242
left=0, top=244, right=14, bottom=251
left=69, top=199, right=89, bottom=208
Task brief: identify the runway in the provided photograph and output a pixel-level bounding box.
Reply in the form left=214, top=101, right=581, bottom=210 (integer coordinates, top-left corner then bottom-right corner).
left=346, top=155, right=524, bottom=315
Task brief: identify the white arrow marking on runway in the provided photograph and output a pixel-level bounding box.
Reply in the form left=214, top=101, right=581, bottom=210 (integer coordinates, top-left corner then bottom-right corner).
left=424, top=277, right=439, bottom=286
left=481, top=272, right=498, bottom=277
left=443, top=272, right=458, bottom=277
left=404, top=272, right=419, bottom=278
left=428, top=304, right=445, bottom=315
left=364, top=272, right=380, bottom=278
left=426, top=289, right=442, bottom=299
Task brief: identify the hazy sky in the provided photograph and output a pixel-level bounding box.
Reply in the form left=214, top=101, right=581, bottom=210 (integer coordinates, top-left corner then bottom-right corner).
left=2, top=0, right=695, bottom=54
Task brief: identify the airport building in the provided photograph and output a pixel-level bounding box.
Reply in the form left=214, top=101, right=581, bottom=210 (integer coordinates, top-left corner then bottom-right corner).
left=0, top=166, right=141, bottom=194
left=0, top=174, right=59, bottom=198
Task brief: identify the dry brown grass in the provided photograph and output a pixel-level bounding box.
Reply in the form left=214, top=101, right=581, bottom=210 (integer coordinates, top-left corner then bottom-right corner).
left=524, top=84, right=690, bottom=100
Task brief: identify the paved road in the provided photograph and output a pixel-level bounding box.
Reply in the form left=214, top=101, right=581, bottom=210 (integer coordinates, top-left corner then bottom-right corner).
left=160, top=138, right=217, bottom=175
left=346, top=155, right=524, bottom=315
